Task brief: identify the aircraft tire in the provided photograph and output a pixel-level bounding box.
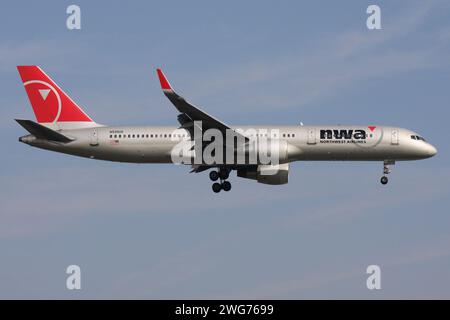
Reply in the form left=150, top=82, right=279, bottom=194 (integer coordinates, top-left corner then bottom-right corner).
left=222, top=181, right=231, bottom=192
left=209, top=170, right=219, bottom=181
left=219, top=170, right=229, bottom=180
left=212, top=182, right=222, bottom=193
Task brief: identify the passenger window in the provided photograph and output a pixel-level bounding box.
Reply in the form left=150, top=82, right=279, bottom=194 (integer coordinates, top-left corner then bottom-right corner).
left=114, top=135, right=117, bottom=138
left=292, top=134, right=295, bottom=137
left=282, top=134, right=286, bottom=138
left=109, top=135, right=112, bottom=138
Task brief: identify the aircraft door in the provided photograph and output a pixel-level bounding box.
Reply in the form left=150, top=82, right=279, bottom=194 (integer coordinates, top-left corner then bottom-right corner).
left=391, top=129, right=399, bottom=145
left=90, top=128, right=99, bottom=146
left=307, top=128, right=316, bottom=144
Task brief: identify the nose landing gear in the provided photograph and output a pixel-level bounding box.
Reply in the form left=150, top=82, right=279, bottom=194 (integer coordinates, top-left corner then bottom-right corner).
left=210, top=168, right=232, bottom=193
left=380, top=160, right=395, bottom=185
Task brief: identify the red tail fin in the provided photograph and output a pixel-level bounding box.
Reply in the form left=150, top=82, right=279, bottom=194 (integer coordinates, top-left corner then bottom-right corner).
left=17, top=66, right=93, bottom=125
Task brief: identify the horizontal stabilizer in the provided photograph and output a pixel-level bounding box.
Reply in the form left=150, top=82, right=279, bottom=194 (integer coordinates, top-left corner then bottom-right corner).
left=15, top=119, right=73, bottom=143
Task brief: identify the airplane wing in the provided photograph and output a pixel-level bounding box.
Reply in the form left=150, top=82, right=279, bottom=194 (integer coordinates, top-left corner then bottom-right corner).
left=156, top=69, right=247, bottom=142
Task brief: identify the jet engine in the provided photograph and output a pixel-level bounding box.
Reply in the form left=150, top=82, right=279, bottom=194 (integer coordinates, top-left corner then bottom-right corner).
left=237, top=163, right=289, bottom=185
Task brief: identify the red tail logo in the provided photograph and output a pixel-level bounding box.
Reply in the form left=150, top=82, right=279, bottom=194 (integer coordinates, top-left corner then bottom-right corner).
left=17, top=66, right=93, bottom=123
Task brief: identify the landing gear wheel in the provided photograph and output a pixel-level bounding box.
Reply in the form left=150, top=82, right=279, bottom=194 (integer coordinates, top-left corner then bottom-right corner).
left=219, top=169, right=229, bottom=180
left=212, top=182, right=222, bottom=193
left=222, top=181, right=232, bottom=192
left=209, top=170, right=219, bottom=181
left=380, top=176, right=388, bottom=185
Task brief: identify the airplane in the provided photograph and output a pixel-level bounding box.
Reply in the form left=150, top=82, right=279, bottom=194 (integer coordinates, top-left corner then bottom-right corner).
left=16, top=66, right=437, bottom=193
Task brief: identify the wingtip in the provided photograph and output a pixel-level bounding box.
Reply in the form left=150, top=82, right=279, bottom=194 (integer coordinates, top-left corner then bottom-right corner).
left=156, top=68, right=172, bottom=91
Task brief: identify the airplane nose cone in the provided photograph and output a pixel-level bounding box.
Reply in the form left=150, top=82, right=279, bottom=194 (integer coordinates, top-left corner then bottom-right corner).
left=420, top=143, right=437, bottom=158
left=428, top=144, right=437, bottom=157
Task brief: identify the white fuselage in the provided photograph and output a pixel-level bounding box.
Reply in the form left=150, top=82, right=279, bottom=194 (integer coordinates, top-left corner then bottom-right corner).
left=19, top=124, right=437, bottom=164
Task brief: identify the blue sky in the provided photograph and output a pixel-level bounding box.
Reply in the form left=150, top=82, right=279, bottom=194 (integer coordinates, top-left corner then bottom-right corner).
left=1, top=0, right=450, bottom=298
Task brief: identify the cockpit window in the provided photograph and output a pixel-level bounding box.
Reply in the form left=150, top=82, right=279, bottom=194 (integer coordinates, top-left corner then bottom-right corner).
left=411, top=135, right=426, bottom=141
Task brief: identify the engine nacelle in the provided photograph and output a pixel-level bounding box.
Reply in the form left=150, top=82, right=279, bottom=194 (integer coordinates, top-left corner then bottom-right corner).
left=237, top=163, right=289, bottom=185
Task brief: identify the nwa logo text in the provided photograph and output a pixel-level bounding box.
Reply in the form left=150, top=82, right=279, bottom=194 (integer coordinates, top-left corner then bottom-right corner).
left=320, top=129, right=367, bottom=140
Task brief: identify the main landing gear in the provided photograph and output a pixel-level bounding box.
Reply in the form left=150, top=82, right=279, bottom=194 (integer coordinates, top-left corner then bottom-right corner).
left=210, top=168, right=231, bottom=193
left=380, top=160, right=395, bottom=185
